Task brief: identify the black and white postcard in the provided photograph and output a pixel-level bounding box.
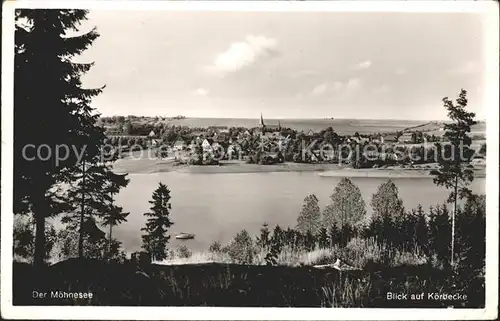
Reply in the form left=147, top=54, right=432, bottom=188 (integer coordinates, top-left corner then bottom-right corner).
left=1, top=1, right=498, bottom=320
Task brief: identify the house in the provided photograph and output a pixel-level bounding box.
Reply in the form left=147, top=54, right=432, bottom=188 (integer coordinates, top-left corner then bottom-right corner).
left=398, top=132, right=414, bottom=144
left=238, top=130, right=251, bottom=139
left=212, top=142, right=223, bottom=150
left=216, top=132, right=229, bottom=142
left=202, top=138, right=214, bottom=151
left=381, top=134, right=398, bottom=144
left=173, top=139, right=186, bottom=151
left=190, top=131, right=205, bottom=140
left=151, top=139, right=160, bottom=147
left=258, top=113, right=281, bottom=133
left=347, top=136, right=359, bottom=144
left=105, top=127, right=122, bottom=135
left=471, top=155, right=485, bottom=165
left=263, top=131, right=275, bottom=139
left=188, top=140, right=197, bottom=151
left=277, top=138, right=290, bottom=150
left=149, top=130, right=157, bottom=138
left=307, top=129, right=315, bottom=136
left=227, top=144, right=240, bottom=159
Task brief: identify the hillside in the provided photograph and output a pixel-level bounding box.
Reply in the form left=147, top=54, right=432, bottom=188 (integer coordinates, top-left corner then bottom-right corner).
left=403, top=121, right=486, bottom=137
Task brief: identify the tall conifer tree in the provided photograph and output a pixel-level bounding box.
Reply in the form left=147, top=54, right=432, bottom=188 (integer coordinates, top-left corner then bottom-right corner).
left=141, top=183, right=174, bottom=261
left=15, top=10, right=104, bottom=265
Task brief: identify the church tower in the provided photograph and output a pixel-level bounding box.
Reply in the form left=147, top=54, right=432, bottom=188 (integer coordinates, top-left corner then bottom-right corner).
left=259, top=113, right=265, bottom=128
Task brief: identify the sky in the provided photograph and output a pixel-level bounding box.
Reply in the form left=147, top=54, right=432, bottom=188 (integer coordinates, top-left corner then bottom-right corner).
left=76, top=10, right=487, bottom=120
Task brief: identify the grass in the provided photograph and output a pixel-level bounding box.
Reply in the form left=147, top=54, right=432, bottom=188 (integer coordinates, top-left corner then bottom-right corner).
left=158, top=238, right=427, bottom=269
left=157, top=246, right=334, bottom=266
left=321, top=275, right=373, bottom=307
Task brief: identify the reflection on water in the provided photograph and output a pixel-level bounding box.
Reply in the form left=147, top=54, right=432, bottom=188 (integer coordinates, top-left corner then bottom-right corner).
left=113, top=172, right=485, bottom=253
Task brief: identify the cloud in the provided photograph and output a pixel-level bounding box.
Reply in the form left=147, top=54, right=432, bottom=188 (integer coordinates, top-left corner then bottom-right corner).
left=312, top=83, right=328, bottom=95
left=345, top=78, right=361, bottom=90
left=193, top=88, right=209, bottom=96
left=354, top=60, right=372, bottom=70
left=309, top=78, right=362, bottom=96
left=209, top=35, right=278, bottom=73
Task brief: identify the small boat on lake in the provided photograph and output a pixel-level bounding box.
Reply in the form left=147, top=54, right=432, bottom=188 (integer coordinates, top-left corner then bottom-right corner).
left=175, top=232, right=195, bottom=240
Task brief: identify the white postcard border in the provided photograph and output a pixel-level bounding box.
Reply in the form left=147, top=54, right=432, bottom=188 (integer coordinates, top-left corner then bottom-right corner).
left=1, top=1, right=498, bottom=320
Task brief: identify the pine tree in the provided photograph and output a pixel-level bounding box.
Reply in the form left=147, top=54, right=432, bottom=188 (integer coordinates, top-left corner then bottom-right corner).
left=14, top=10, right=103, bottom=265
left=256, top=222, right=271, bottom=248
left=101, top=175, right=130, bottom=259
left=428, top=205, right=452, bottom=267
left=455, top=195, right=485, bottom=278
left=323, top=178, right=366, bottom=229
left=339, top=224, right=355, bottom=247
left=317, top=227, right=329, bottom=249
left=431, top=89, right=477, bottom=266
left=141, top=183, right=174, bottom=261
left=414, top=205, right=429, bottom=256
left=62, top=159, right=128, bottom=258
left=380, top=211, right=396, bottom=248
left=371, top=179, right=404, bottom=219
left=304, top=230, right=316, bottom=251
left=401, top=209, right=419, bottom=251
left=296, top=194, right=322, bottom=235
left=102, top=204, right=129, bottom=257
left=328, top=224, right=339, bottom=247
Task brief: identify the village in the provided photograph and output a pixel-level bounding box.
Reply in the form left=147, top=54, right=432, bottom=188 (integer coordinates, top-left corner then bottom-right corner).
left=101, top=114, right=486, bottom=169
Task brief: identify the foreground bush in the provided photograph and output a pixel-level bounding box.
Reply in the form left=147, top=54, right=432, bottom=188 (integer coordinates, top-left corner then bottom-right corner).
left=224, top=230, right=256, bottom=264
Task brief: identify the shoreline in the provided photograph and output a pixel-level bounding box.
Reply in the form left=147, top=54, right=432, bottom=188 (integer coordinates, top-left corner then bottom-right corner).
left=318, top=168, right=432, bottom=179
left=172, top=162, right=342, bottom=174
left=113, top=158, right=486, bottom=178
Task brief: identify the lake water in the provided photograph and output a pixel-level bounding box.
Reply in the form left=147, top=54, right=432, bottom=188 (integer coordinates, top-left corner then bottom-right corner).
left=113, top=172, right=485, bottom=253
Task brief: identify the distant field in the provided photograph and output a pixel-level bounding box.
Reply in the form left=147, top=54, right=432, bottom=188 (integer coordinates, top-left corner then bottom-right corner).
left=156, top=118, right=427, bottom=135
left=403, top=121, right=486, bottom=137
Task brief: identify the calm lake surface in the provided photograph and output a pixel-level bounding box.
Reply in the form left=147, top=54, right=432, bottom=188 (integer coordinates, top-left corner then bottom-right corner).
left=113, top=172, right=485, bottom=253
